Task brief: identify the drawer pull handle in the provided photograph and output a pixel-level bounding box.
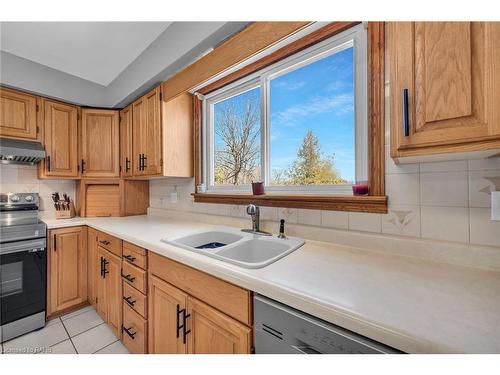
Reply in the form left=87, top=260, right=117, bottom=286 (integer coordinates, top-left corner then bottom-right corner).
left=122, top=273, right=136, bottom=283
left=99, top=240, right=110, bottom=245
left=123, top=254, right=136, bottom=263
left=176, top=304, right=182, bottom=339
left=123, top=296, right=136, bottom=307
left=122, top=325, right=136, bottom=339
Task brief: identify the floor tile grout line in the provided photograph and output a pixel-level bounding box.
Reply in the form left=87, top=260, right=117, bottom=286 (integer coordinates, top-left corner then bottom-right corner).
left=59, top=318, right=79, bottom=354
left=91, top=339, right=120, bottom=354
left=68, top=321, right=107, bottom=340
left=60, top=306, right=94, bottom=322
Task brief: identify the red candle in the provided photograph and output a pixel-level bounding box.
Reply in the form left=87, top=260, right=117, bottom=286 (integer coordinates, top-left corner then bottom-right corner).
left=352, top=184, right=369, bottom=196
left=252, top=182, right=265, bottom=195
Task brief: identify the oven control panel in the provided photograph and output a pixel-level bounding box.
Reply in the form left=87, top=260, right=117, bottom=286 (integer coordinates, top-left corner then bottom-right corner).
left=0, top=193, right=39, bottom=207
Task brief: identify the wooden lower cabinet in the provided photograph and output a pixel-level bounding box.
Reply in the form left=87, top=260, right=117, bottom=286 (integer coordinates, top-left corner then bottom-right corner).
left=122, top=304, right=148, bottom=354
left=148, top=274, right=252, bottom=354
left=48, top=227, right=87, bottom=316
left=96, top=245, right=122, bottom=338
left=187, top=297, right=252, bottom=354
left=148, top=275, right=188, bottom=354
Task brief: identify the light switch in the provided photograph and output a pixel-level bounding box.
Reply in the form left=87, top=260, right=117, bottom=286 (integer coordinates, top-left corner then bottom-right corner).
left=492, top=191, right=500, bottom=221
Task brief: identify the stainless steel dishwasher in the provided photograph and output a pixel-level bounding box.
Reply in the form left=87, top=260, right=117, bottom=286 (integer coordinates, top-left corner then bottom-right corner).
left=254, top=295, right=401, bottom=354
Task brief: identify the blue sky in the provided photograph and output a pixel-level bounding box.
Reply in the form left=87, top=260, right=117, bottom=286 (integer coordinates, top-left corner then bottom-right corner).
left=214, top=46, right=355, bottom=184
left=270, top=47, right=355, bottom=182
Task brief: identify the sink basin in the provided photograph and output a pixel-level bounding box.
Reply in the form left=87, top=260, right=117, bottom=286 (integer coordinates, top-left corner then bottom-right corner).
left=162, top=227, right=304, bottom=269
left=166, top=229, right=244, bottom=251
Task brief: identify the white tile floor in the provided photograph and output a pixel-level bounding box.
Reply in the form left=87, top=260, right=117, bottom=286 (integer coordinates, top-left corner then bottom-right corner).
left=1, top=306, right=129, bottom=354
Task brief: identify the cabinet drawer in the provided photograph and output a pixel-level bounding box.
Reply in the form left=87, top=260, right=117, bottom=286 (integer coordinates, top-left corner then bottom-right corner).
left=123, top=282, right=147, bottom=319
left=149, top=252, right=251, bottom=326
left=122, top=242, right=147, bottom=270
left=122, top=303, right=147, bottom=354
left=122, top=261, right=147, bottom=293
left=96, top=231, right=122, bottom=257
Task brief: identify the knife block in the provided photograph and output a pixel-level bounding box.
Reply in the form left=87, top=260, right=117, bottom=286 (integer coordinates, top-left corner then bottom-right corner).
left=55, top=201, right=76, bottom=219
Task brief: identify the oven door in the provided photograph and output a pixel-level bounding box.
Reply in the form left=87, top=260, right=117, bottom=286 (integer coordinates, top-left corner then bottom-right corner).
left=0, top=238, right=46, bottom=326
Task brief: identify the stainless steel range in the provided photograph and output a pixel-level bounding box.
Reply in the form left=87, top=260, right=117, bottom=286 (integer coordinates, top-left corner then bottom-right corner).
left=0, top=192, right=47, bottom=343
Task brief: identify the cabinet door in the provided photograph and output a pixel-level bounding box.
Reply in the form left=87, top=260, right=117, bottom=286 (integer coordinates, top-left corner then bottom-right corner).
left=148, top=275, right=187, bottom=354
left=41, top=99, right=79, bottom=177
left=142, top=87, right=162, bottom=176
left=96, top=246, right=108, bottom=321
left=87, top=228, right=98, bottom=307
left=132, top=87, right=162, bottom=177
left=48, top=227, right=87, bottom=316
left=81, top=108, right=120, bottom=178
left=186, top=297, right=252, bottom=354
left=105, top=250, right=122, bottom=338
left=391, top=22, right=500, bottom=156
left=132, top=96, right=145, bottom=176
left=119, top=105, right=133, bottom=177
left=0, top=87, right=38, bottom=140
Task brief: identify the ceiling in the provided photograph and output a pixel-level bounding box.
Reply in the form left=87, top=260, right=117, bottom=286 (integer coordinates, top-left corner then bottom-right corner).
left=0, top=22, right=172, bottom=86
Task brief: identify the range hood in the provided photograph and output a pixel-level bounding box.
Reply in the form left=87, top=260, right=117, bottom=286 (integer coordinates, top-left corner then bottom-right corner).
left=0, top=138, right=46, bottom=165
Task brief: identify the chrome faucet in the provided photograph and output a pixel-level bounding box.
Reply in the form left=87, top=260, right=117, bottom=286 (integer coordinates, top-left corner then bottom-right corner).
left=242, top=204, right=271, bottom=236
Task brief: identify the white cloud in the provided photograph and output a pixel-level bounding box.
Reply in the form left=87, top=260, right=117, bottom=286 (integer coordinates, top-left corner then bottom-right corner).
left=271, top=93, right=353, bottom=128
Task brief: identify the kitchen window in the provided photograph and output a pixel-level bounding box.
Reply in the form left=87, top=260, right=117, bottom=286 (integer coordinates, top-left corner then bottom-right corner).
left=194, top=22, right=386, bottom=213
left=203, top=24, right=367, bottom=195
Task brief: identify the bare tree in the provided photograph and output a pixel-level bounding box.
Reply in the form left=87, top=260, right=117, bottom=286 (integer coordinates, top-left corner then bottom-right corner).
left=214, top=96, right=260, bottom=185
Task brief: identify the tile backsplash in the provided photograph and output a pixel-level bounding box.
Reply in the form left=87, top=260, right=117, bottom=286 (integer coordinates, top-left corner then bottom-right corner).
left=0, top=163, right=75, bottom=213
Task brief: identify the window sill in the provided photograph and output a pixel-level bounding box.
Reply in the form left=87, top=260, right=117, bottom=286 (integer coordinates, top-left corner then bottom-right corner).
left=192, top=193, right=388, bottom=213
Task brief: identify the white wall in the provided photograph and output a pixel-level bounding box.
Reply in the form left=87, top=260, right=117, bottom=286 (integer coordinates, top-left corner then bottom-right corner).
left=148, top=29, right=500, bottom=249
left=0, top=164, right=75, bottom=214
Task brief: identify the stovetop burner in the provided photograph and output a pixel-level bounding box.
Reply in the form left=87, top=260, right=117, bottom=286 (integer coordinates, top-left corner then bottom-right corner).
left=0, top=192, right=46, bottom=242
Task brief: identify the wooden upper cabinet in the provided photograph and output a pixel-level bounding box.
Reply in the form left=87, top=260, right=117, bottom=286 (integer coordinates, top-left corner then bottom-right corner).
left=0, top=87, right=39, bottom=141
left=390, top=22, right=500, bottom=159
left=119, top=105, right=133, bottom=177
left=132, top=87, right=162, bottom=177
left=149, top=275, right=188, bottom=354
left=39, top=99, right=79, bottom=178
left=186, top=297, right=252, bottom=354
left=81, top=108, right=120, bottom=178
left=48, top=227, right=87, bottom=316
left=162, top=92, right=193, bottom=177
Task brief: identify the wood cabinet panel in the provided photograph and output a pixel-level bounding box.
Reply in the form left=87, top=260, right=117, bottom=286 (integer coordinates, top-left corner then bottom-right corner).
left=87, top=228, right=98, bottom=307
left=48, top=227, right=87, bottom=316
left=96, top=230, right=122, bottom=257
left=122, top=261, right=146, bottom=294
left=119, top=105, right=133, bottom=177
left=132, top=87, right=162, bottom=177
left=122, top=304, right=148, bottom=354
left=105, top=250, right=122, bottom=337
left=149, top=252, right=252, bottom=326
left=0, top=87, right=38, bottom=140
left=96, top=245, right=122, bottom=338
left=122, top=241, right=147, bottom=270
left=390, top=22, right=500, bottom=159
left=123, top=282, right=147, bottom=319
left=187, top=297, right=252, bottom=354
left=40, top=99, right=79, bottom=178
left=162, top=92, right=193, bottom=177
left=148, top=275, right=188, bottom=354
left=81, top=108, right=120, bottom=178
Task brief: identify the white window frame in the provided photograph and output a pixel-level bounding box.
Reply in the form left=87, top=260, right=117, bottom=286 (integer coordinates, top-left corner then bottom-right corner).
left=202, top=24, right=367, bottom=195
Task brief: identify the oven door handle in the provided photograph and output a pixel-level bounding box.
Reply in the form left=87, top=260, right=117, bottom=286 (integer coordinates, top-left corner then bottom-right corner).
left=0, top=238, right=47, bottom=255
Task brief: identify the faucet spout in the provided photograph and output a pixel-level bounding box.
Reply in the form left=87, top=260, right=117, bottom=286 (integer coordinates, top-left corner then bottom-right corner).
left=242, top=204, right=272, bottom=236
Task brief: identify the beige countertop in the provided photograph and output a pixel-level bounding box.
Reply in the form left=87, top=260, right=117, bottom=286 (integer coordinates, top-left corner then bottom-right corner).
left=43, top=215, right=500, bottom=354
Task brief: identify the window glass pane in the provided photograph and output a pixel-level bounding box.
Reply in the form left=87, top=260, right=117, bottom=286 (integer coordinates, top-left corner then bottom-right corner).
left=213, top=86, right=261, bottom=186
left=269, top=46, right=355, bottom=186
